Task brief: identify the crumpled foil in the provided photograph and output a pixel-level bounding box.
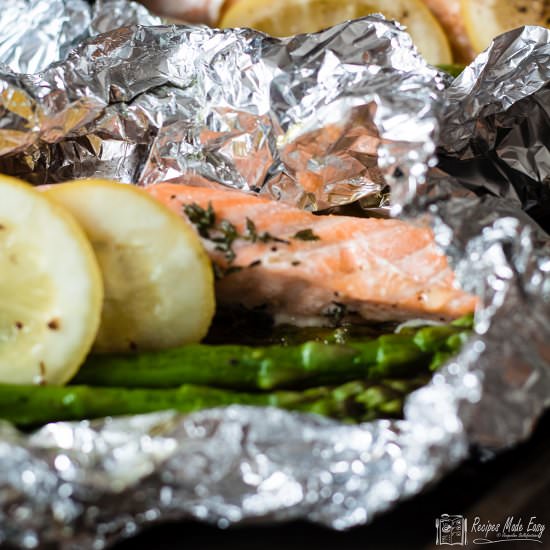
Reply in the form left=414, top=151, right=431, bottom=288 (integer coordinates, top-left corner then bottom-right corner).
left=0, top=1, right=549, bottom=547
left=438, top=25, right=550, bottom=232
left=0, top=0, right=161, bottom=75
left=0, top=0, right=443, bottom=210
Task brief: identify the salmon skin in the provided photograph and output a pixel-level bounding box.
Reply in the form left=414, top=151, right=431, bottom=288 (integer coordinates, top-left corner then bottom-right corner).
left=146, top=184, right=477, bottom=326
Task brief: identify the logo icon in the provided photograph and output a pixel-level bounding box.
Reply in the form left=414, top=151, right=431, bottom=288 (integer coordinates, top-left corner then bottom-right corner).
left=436, top=514, right=468, bottom=546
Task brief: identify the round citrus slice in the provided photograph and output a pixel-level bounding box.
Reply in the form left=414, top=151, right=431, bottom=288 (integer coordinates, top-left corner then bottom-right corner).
left=0, top=175, right=103, bottom=385
left=422, top=0, right=476, bottom=63
left=219, top=0, right=452, bottom=64
left=44, top=180, right=215, bottom=353
left=461, top=0, right=549, bottom=54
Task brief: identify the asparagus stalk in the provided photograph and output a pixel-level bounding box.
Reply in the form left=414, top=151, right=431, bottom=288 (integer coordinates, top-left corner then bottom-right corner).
left=436, top=64, right=465, bottom=78
left=0, top=377, right=430, bottom=427
left=73, top=320, right=471, bottom=391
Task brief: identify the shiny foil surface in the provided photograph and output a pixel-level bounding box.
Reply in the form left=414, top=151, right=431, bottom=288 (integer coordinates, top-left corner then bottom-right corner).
left=0, top=2, right=549, bottom=548
left=438, top=26, right=550, bottom=230
left=0, top=0, right=161, bottom=75
left=0, top=0, right=443, bottom=210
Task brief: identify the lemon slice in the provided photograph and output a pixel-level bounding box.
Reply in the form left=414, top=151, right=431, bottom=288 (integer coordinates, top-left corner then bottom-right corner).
left=461, top=0, right=550, bottom=54
left=45, top=180, right=215, bottom=353
left=0, top=176, right=103, bottom=385
left=219, top=0, right=452, bottom=64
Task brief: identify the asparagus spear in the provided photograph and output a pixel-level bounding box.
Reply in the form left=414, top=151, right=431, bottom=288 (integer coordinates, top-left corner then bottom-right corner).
left=436, top=64, right=465, bottom=78
left=73, top=320, right=471, bottom=390
left=0, top=377, right=430, bottom=427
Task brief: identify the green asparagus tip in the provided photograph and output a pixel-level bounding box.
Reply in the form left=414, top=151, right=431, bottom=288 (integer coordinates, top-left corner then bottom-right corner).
left=451, top=313, right=474, bottom=329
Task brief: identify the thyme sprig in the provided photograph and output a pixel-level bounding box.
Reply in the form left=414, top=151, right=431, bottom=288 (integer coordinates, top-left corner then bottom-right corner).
left=292, top=228, right=320, bottom=241
left=183, top=202, right=321, bottom=278
left=184, top=202, right=291, bottom=265
left=183, top=203, right=216, bottom=238
left=245, top=218, right=290, bottom=245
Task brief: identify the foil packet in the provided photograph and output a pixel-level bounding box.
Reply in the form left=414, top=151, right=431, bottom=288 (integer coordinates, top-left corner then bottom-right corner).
left=0, top=1, right=549, bottom=548
left=0, top=0, right=443, bottom=210
left=438, top=25, right=550, bottom=232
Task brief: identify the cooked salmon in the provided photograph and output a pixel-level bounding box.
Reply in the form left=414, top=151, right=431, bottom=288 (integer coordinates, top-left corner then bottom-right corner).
left=146, top=183, right=477, bottom=325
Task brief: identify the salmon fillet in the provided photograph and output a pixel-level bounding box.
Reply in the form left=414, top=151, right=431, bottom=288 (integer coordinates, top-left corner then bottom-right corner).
left=147, top=183, right=477, bottom=325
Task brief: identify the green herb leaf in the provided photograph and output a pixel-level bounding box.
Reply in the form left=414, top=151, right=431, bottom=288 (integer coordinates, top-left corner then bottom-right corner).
left=185, top=202, right=291, bottom=277
left=245, top=218, right=258, bottom=241
left=293, top=228, right=321, bottom=241
left=183, top=203, right=216, bottom=238
left=211, top=219, right=239, bottom=263
left=246, top=217, right=289, bottom=244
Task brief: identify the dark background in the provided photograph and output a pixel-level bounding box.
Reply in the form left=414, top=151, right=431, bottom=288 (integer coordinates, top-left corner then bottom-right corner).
left=109, top=411, right=550, bottom=550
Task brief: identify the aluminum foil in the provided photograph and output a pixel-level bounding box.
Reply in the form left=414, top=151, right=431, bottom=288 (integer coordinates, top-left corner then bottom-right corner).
left=0, top=0, right=161, bottom=75
left=438, top=25, right=550, bottom=232
left=0, top=2, right=549, bottom=548
left=0, top=0, right=443, bottom=210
